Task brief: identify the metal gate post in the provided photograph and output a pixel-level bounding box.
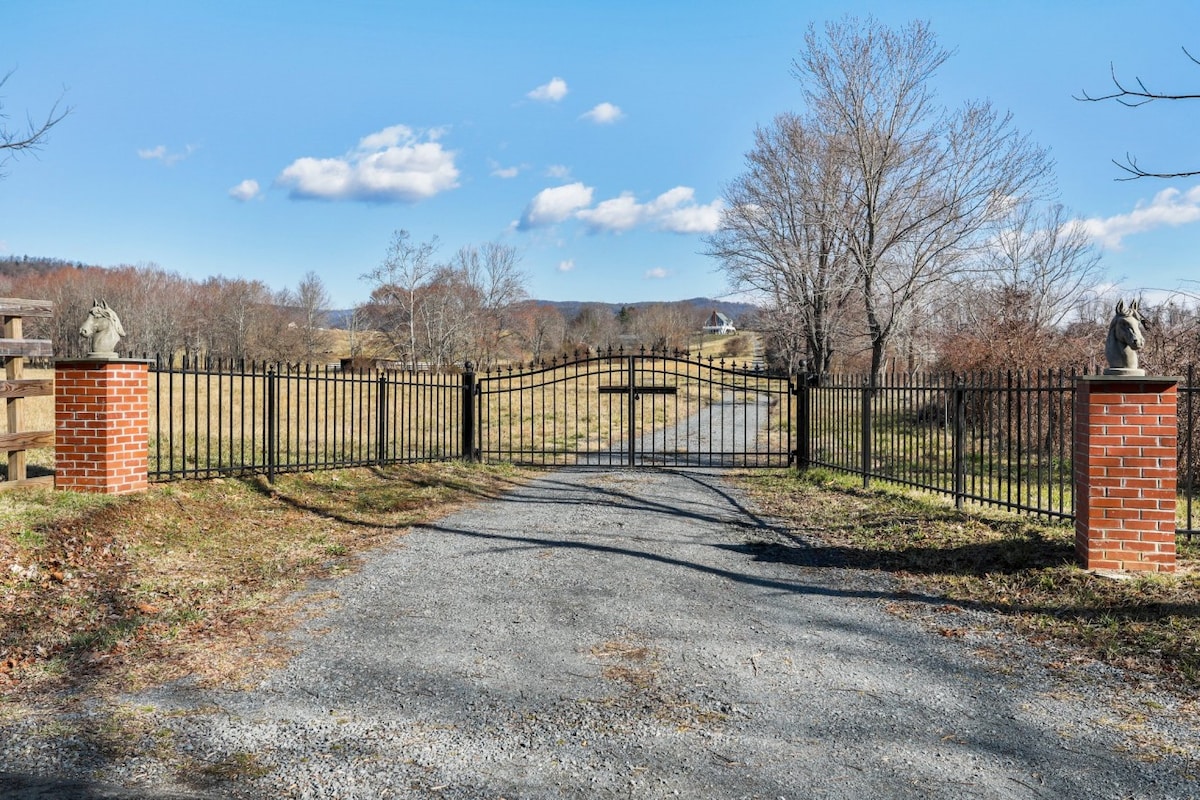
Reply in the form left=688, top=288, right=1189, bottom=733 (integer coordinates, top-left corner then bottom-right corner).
left=375, top=371, right=388, bottom=465
left=462, top=363, right=477, bottom=462
left=795, top=373, right=810, bottom=470
left=627, top=354, right=636, bottom=467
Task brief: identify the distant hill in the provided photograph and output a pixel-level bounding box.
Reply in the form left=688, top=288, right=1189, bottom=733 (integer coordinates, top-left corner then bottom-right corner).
left=328, top=298, right=762, bottom=330
left=533, top=297, right=762, bottom=324
left=0, top=255, right=95, bottom=277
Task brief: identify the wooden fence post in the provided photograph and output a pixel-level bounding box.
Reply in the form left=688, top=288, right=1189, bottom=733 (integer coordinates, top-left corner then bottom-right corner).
left=0, top=298, right=54, bottom=489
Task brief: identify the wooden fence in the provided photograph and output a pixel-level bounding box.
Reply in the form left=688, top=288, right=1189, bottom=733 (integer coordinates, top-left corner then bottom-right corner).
left=0, top=298, right=54, bottom=489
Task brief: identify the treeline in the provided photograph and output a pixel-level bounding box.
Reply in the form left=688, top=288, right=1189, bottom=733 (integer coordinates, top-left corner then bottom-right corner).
left=0, top=259, right=334, bottom=362
left=0, top=248, right=729, bottom=366
left=355, top=230, right=724, bottom=368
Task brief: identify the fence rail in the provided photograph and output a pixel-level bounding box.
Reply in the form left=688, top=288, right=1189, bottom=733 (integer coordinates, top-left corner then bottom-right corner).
left=148, top=357, right=464, bottom=481
left=801, top=369, right=1197, bottom=539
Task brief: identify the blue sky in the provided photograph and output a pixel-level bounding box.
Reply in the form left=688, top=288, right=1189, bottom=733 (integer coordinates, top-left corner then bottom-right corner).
left=1, top=0, right=1199, bottom=309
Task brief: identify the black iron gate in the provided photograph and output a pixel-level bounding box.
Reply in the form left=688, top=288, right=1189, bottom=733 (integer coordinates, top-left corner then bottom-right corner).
left=473, top=350, right=795, bottom=467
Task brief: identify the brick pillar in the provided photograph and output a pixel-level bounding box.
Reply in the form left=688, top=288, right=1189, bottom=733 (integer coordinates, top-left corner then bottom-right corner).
left=1074, top=375, right=1178, bottom=573
left=55, top=359, right=150, bottom=494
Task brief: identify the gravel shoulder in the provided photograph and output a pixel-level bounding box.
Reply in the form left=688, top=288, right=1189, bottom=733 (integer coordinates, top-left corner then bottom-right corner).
left=3, top=467, right=1198, bottom=798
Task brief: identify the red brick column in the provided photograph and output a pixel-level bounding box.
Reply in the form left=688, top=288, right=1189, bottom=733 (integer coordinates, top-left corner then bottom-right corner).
left=55, top=359, right=150, bottom=494
left=1074, top=376, right=1178, bottom=573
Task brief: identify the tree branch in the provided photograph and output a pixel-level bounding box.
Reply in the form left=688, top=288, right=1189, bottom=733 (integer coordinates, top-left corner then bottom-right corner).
left=0, top=69, right=72, bottom=172
left=1076, top=48, right=1200, bottom=106
left=1077, top=47, right=1200, bottom=179
left=1113, top=154, right=1200, bottom=181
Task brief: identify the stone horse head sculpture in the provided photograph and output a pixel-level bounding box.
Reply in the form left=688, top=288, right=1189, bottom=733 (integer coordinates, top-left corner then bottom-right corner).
left=1104, top=299, right=1146, bottom=376
left=79, top=299, right=126, bottom=358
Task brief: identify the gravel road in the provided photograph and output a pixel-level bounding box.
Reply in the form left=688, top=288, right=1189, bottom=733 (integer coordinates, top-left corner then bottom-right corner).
left=3, top=467, right=1197, bottom=798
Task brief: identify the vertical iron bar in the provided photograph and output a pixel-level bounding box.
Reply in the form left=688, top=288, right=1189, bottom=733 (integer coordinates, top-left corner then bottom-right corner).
left=627, top=355, right=636, bottom=467
left=861, top=379, right=871, bottom=489
left=266, top=367, right=277, bottom=484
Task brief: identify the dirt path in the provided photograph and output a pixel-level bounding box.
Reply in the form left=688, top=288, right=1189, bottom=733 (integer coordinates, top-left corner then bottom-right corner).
left=3, top=468, right=1195, bottom=798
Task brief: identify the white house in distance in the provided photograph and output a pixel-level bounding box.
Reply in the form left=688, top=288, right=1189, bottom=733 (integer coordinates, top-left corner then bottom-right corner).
left=702, top=310, right=736, bottom=335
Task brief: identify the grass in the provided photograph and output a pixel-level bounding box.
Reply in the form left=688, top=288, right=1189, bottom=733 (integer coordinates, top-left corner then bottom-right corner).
left=0, top=461, right=529, bottom=704
left=735, top=468, right=1200, bottom=692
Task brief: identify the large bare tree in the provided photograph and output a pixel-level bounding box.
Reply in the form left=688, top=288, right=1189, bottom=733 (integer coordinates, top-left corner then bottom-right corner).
left=707, top=113, right=858, bottom=379
left=361, top=230, right=440, bottom=368
left=360, top=233, right=527, bottom=369
left=450, top=241, right=527, bottom=367
left=795, top=16, right=1052, bottom=383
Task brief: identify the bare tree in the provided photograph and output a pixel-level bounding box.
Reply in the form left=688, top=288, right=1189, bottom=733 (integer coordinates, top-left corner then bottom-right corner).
left=0, top=69, right=70, bottom=176
left=975, top=200, right=1104, bottom=331
left=706, top=113, right=858, bottom=379
left=1077, top=47, right=1200, bottom=179
left=629, top=302, right=697, bottom=352
left=278, top=271, right=332, bottom=363
left=511, top=302, right=567, bottom=362
left=450, top=241, right=528, bottom=367
left=567, top=305, right=620, bottom=353
left=192, top=276, right=276, bottom=361
left=361, top=230, right=440, bottom=368
left=795, top=16, right=1052, bottom=384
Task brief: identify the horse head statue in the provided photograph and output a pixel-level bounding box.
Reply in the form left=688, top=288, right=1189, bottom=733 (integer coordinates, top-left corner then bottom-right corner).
left=1104, top=299, right=1146, bottom=376
left=79, top=299, right=126, bottom=357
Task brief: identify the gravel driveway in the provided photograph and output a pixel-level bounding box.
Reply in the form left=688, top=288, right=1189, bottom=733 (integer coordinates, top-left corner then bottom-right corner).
left=3, top=467, right=1197, bottom=798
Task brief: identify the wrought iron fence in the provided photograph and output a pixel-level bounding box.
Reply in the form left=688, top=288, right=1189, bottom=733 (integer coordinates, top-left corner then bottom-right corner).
left=801, top=369, right=1198, bottom=539
left=143, top=353, right=1200, bottom=541
left=148, top=357, right=464, bottom=481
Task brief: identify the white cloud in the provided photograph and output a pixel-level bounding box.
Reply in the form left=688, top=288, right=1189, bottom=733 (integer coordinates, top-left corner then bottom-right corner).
left=581, top=102, right=624, bottom=124
left=645, top=267, right=670, bottom=279
left=557, top=259, right=575, bottom=273
left=228, top=179, right=261, bottom=201
left=546, top=164, right=571, bottom=179
left=1080, top=185, right=1200, bottom=249
left=576, top=193, right=643, bottom=232
left=518, top=183, right=723, bottom=235
left=275, top=125, right=459, bottom=203
left=576, top=186, right=724, bottom=234
left=491, top=163, right=521, bottom=179
left=138, top=144, right=197, bottom=166
left=528, top=77, right=568, bottom=102
left=519, top=182, right=594, bottom=229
